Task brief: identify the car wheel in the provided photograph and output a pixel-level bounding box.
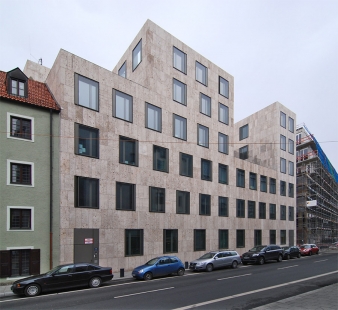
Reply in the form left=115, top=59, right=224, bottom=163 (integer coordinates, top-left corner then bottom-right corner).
left=143, top=272, right=153, bottom=280
left=297, top=253, right=301, bottom=258
left=258, top=257, right=265, bottom=265
left=309, top=251, right=312, bottom=256
left=206, top=264, right=213, bottom=272
left=24, top=284, right=41, bottom=297
left=231, top=261, right=238, bottom=269
left=177, top=268, right=185, bottom=276
left=89, top=276, right=102, bottom=288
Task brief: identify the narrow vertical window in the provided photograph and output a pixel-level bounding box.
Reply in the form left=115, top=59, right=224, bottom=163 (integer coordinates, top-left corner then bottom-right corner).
left=173, top=114, right=187, bottom=140
left=200, top=93, right=211, bottom=116
left=270, top=230, right=276, bottom=244
left=288, top=117, right=294, bottom=132
left=280, top=112, right=286, bottom=128
left=239, top=146, right=248, bottom=160
left=280, top=135, right=286, bottom=151
left=198, top=124, right=209, bottom=148
left=179, top=152, right=193, bottom=177
left=280, top=205, right=286, bottom=220
left=280, top=180, right=286, bottom=196
left=218, top=196, right=228, bottom=217
left=219, top=230, right=229, bottom=249
left=173, top=47, right=187, bottom=74
left=125, top=229, right=143, bottom=256
left=196, top=62, right=207, bottom=86
left=259, top=202, right=266, bottom=219
left=236, top=169, right=245, bottom=188
left=153, top=145, right=169, bottom=172
left=218, top=133, right=228, bottom=154
left=260, top=175, right=267, bottom=192
left=219, top=76, right=229, bottom=98
left=288, top=139, right=294, bottom=154
left=270, top=178, right=276, bottom=194
left=113, top=89, right=133, bottom=122
left=236, top=230, right=245, bottom=248
left=219, top=103, right=229, bottom=125
left=149, top=187, right=165, bottom=212
left=194, top=229, right=206, bottom=251
left=269, top=204, right=276, bottom=220
left=132, top=39, right=142, bottom=71
left=248, top=201, right=256, bottom=218
left=218, top=164, right=228, bottom=184
left=118, top=62, right=126, bottom=78
left=236, top=199, right=245, bottom=218
left=239, top=124, right=249, bottom=140
left=249, top=172, right=257, bottom=190
left=199, top=194, right=211, bottom=216
left=163, top=229, right=178, bottom=253
left=254, top=230, right=262, bottom=246
left=289, top=161, right=294, bottom=176
left=280, top=158, right=286, bottom=173
left=176, top=190, right=190, bottom=214
left=146, top=103, right=162, bottom=132
left=173, top=79, right=187, bottom=105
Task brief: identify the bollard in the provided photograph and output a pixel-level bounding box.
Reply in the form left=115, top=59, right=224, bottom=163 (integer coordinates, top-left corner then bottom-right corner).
left=120, top=268, right=124, bottom=277
left=185, top=261, right=189, bottom=269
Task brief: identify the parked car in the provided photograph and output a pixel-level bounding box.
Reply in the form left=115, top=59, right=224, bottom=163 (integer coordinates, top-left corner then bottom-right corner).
left=282, top=246, right=301, bottom=259
left=300, top=244, right=319, bottom=256
left=132, top=256, right=185, bottom=280
left=241, top=245, right=283, bottom=265
left=189, top=250, right=241, bottom=272
left=11, top=263, right=113, bottom=297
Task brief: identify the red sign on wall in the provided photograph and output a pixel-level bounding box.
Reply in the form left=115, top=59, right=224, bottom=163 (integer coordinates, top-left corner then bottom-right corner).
left=84, top=238, right=93, bottom=244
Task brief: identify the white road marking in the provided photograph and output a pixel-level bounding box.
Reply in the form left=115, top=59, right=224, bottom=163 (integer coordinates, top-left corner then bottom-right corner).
left=172, top=270, right=338, bottom=310
left=277, top=265, right=298, bottom=270
left=114, top=287, right=174, bottom=299
left=314, top=259, right=328, bottom=263
left=217, top=273, right=252, bottom=281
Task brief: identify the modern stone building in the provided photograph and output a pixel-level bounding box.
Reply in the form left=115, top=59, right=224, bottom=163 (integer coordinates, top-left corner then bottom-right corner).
left=23, top=19, right=296, bottom=272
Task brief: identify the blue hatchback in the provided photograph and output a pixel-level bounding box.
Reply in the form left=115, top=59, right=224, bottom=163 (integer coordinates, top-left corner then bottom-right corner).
left=132, top=256, right=185, bottom=280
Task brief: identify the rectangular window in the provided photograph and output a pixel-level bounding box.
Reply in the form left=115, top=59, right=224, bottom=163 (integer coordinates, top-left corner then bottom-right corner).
left=146, top=103, right=162, bottom=132
left=236, top=169, right=245, bottom=188
left=269, top=204, right=276, bottom=220
left=173, top=47, right=187, bottom=74
left=173, top=79, right=187, bottom=105
left=288, top=117, right=294, bottom=132
left=176, top=190, right=190, bottom=214
left=270, top=230, right=276, bottom=244
left=236, top=230, right=245, bottom=248
left=201, top=159, right=212, bottom=181
left=163, top=229, right=178, bottom=253
left=239, top=124, right=249, bottom=140
left=280, top=205, right=286, bottom=220
left=200, top=93, right=211, bottom=116
left=289, top=161, right=294, bottom=176
left=119, top=136, right=138, bottom=166
left=280, top=111, right=286, bottom=128
left=254, top=230, right=262, bottom=246
left=270, top=178, right=276, bottom=194
left=260, top=175, right=267, bottom=192
left=259, top=202, right=266, bottom=219
left=199, top=194, right=211, bottom=216
left=196, top=61, right=207, bottom=86
left=10, top=209, right=31, bottom=230
left=289, top=206, right=294, bottom=221
left=219, top=230, right=229, bottom=249
left=173, top=114, right=187, bottom=140
left=280, top=135, right=286, bottom=151
left=280, top=180, right=286, bottom=196
left=10, top=162, right=32, bottom=185
left=11, top=79, right=26, bottom=97
left=219, top=76, right=229, bottom=98
left=75, top=123, right=99, bottom=158
left=132, top=39, right=142, bottom=71
left=149, top=187, right=165, bottom=213
left=153, top=145, right=169, bottom=172
left=116, top=182, right=135, bottom=211
left=75, top=74, right=99, bottom=111
left=179, top=152, right=193, bottom=177
left=249, top=172, right=257, bottom=190
left=218, top=133, right=228, bottom=154
left=219, top=103, right=229, bottom=125
left=288, top=139, right=294, bottom=154
left=218, top=163, right=228, bottom=184
left=280, top=230, right=286, bottom=245
left=288, top=183, right=294, bottom=198
left=75, top=176, right=99, bottom=209
left=281, top=157, right=286, bottom=173
left=236, top=199, right=245, bottom=218
left=198, top=124, right=209, bottom=148
left=248, top=201, right=256, bottom=218
left=219, top=196, right=228, bottom=217
left=296, top=133, right=301, bottom=145
left=113, top=89, right=133, bottom=122
left=194, top=229, right=206, bottom=251
left=118, top=62, right=126, bottom=78
left=239, top=145, right=248, bottom=160
left=125, top=229, right=143, bottom=256
left=10, top=115, right=32, bottom=140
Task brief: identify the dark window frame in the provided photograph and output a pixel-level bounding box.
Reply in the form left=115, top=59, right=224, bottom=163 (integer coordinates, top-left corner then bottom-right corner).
left=176, top=190, right=190, bottom=214
left=236, top=169, right=245, bottom=188
left=173, top=114, right=187, bottom=140
left=199, top=194, right=211, bottom=216
left=10, top=208, right=31, bottom=230
left=10, top=163, right=32, bottom=185
left=201, top=158, right=212, bottom=181
left=75, top=176, right=99, bottom=209
left=239, top=145, right=248, bottom=160
left=254, top=230, right=262, bottom=246
left=194, top=229, right=206, bottom=251
left=248, top=200, right=256, bottom=218
left=119, top=135, right=139, bottom=166
left=236, top=230, right=245, bottom=248
left=280, top=205, right=286, bottom=220
left=259, top=202, right=266, bottom=219
left=280, top=111, right=286, bottom=128
left=219, top=76, right=229, bottom=98
left=195, top=61, right=208, bottom=86
left=10, top=116, right=32, bottom=140
left=219, top=229, right=229, bottom=249
left=125, top=229, right=143, bottom=256
left=145, top=102, right=162, bottom=132
left=236, top=199, right=245, bottom=218
left=153, top=145, right=169, bottom=173
left=173, top=78, right=187, bottom=105
left=116, top=182, right=136, bottom=211
left=163, top=229, right=178, bottom=253
left=260, top=175, right=267, bottom=192
left=132, top=39, right=142, bottom=71
left=270, top=230, right=276, bottom=244
left=200, top=93, right=211, bottom=117
left=197, top=124, right=209, bottom=148
left=74, top=123, right=99, bottom=159
left=249, top=172, right=257, bottom=190
left=280, top=134, right=286, bottom=151
left=218, top=163, right=228, bottom=184
left=179, top=152, right=193, bottom=177
left=270, top=178, right=276, bottom=194
left=113, top=89, right=133, bottom=123
left=239, top=124, right=249, bottom=140
left=218, top=132, right=229, bottom=154
left=269, top=203, right=276, bottom=220
left=149, top=186, right=165, bottom=213
left=280, top=180, right=286, bottom=196
left=218, top=102, right=229, bottom=125
left=173, top=46, right=187, bottom=74
left=74, top=73, right=99, bottom=111
left=118, top=61, right=126, bottom=78
left=218, top=196, right=228, bottom=217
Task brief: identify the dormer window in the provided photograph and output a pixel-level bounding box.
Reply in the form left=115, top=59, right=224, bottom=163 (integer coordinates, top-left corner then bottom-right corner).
left=6, top=68, right=28, bottom=98
left=11, top=79, right=26, bottom=96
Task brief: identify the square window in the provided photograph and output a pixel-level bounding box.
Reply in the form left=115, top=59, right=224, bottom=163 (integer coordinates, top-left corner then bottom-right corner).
left=179, top=153, right=193, bottom=177
left=149, top=187, right=165, bottom=213
left=254, top=230, right=262, bottom=246
left=280, top=135, right=286, bottom=151
left=173, top=47, right=187, bottom=74
left=219, top=76, right=229, bottom=98
left=146, top=103, right=162, bottom=132
left=289, top=161, right=294, bottom=176
left=219, top=196, right=228, bottom=217
left=9, top=208, right=32, bottom=230
left=10, top=162, right=32, bottom=185
left=200, top=93, right=211, bottom=116
left=269, top=204, right=276, bottom=220
left=288, top=183, right=294, bottom=198
left=113, top=89, right=133, bottom=122
left=125, top=229, right=143, bottom=256
left=176, top=190, right=190, bottom=214
left=236, top=199, right=245, bottom=218
left=163, top=229, right=178, bottom=253
left=239, top=145, right=248, bottom=160
left=118, top=62, right=126, bottom=78
left=218, top=133, right=228, bottom=154
left=270, top=178, right=276, bottom=194
left=10, top=115, right=32, bottom=140
left=173, top=114, right=187, bottom=140
left=11, top=79, right=26, bottom=97
left=194, top=229, right=206, bottom=251
left=116, top=182, right=136, bottom=211
left=288, top=139, right=294, bottom=154
left=119, top=136, right=138, bottom=166
left=248, top=201, right=256, bottom=218
left=289, top=206, right=294, bottom=221
left=173, top=79, right=187, bottom=105
left=239, top=124, right=249, bottom=140
left=280, top=205, right=286, bottom=220
left=236, top=169, right=245, bottom=188
left=75, top=74, right=99, bottom=111
left=259, top=202, right=266, bottom=219
left=280, top=112, right=286, bottom=128
left=153, top=145, right=169, bottom=172
left=218, top=163, right=228, bottom=184
left=249, top=172, right=257, bottom=190
left=280, top=180, right=286, bottom=196
left=270, top=230, right=276, bottom=244
left=201, top=159, right=212, bottom=181
left=75, top=123, right=99, bottom=158
left=236, top=230, right=245, bottom=248
left=219, top=230, right=229, bottom=249
left=199, top=194, right=211, bottom=216
left=280, top=230, right=286, bottom=245
left=75, top=176, right=99, bottom=209
left=219, top=103, right=229, bottom=125
left=132, top=39, right=142, bottom=71
left=198, top=124, right=209, bottom=148
left=288, top=117, right=294, bottom=133
left=196, top=62, right=207, bottom=86
left=260, top=175, right=267, bottom=192
left=280, top=158, right=286, bottom=173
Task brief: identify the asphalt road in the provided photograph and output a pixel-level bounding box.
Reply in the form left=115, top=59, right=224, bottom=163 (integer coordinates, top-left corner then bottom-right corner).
left=1, top=252, right=337, bottom=310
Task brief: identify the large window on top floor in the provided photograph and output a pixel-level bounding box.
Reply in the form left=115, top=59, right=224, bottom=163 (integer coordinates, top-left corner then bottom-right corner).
left=173, top=47, right=187, bottom=74
left=239, top=124, right=248, bottom=140
left=200, top=93, right=211, bottom=117
left=173, top=114, right=187, bottom=140
left=132, top=39, right=142, bottom=71
left=218, top=163, right=228, bottom=184
left=116, top=182, right=136, bottom=211
left=219, top=76, right=229, bottom=98
left=194, top=229, right=206, bottom=251
left=198, top=124, right=209, bottom=148
left=280, top=112, right=286, bottom=128
left=199, top=194, right=211, bottom=216
left=75, top=123, right=99, bottom=158
left=149, top=187, right=165, bottom=213
left=179, top=153, right=193, bottom=177
left=163, top=229, right=178, bottom=253
left=125, top=229, right=143, bottom=256
left=288, top=117, right=294, bottom=132
left=219, top=196, right=228, bottom=217
left=196, top=62, right=207, bottom=86
left=9, top=114, right=33, bottom=140
left=75, top=176, right=99, bottom=209
left=119, top=136, right=138, bottom=166
left=218, top=133, right=228, bottom=154
left=201, top=159, right=212, bottom=181
left=153, top=145, right=169, bottom=172
left=75, top=74, right=99, bottom=111
left=173, top=79, right=187, bottom=105
left=219, top=103, right=229, bottom=125
left=10, top=79, right=26, bottom=97
left=113, top=89, right=133, bottom=122
left=146, top=103, right=162, bottom=132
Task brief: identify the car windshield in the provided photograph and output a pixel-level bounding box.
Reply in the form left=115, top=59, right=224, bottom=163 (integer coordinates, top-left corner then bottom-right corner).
left=249, top=246, right=266, bottom=252
left=199, top=252, right=217, bottom=259
left=45, top=265, right=63, bottom=275
left=145, top=258, right=160, bottom=265
left=301, top=245, right=310, bottom=249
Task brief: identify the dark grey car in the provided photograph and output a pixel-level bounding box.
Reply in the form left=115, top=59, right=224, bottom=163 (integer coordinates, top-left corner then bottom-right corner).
left=241, top=245, right=283, bottom=265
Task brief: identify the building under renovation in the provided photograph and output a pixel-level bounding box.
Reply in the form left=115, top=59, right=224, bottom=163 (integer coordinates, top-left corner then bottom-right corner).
left=296, top=124, right=338, bottom=245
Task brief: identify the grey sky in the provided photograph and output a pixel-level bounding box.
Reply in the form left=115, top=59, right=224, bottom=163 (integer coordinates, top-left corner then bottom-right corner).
left=1, top=0, right=337, bottom=169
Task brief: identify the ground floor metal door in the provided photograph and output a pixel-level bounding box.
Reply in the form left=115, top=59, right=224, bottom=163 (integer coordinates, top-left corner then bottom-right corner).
left=74, top=229, right=99, bottom=264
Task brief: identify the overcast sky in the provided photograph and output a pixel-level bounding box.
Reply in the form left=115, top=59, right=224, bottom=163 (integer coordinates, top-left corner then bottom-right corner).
left=1, top=0, right=337, bottom=170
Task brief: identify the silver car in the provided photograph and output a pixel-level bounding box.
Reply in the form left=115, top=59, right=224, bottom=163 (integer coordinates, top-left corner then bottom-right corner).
left=189, top=250, right=241, bottom=272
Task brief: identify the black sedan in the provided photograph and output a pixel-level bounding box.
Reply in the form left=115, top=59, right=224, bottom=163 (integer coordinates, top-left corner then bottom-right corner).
left=282, top=246, right=301, bottom=260
left=11, top=263, right=113, bottom=297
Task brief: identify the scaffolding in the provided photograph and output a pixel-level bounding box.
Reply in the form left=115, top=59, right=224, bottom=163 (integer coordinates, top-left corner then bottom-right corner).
left=296, top=125, right=338, bottom=245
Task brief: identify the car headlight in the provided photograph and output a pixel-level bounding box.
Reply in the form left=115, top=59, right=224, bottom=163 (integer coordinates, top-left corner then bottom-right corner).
left=138, top=269, right=144, bottom=274
left=196, top=262, right=205, bottom=266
